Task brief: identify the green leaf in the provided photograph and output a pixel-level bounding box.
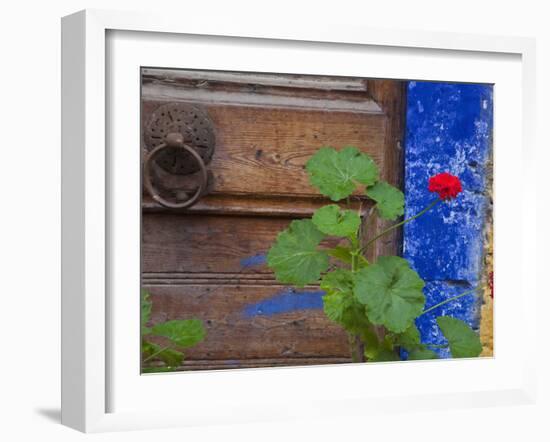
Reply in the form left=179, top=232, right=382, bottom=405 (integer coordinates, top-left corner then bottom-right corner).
left=267, top=219, right=329, bottom=287
left=327, top=246, right=353, bottom=264
left=151, top=319, right=206, bottom=348
left=141, top=339, right=157, bottom=358
left=141, top=289, right=152, bottom=335
left=354, top=256, right=425, bottom=333
left=156, top=347, right=184, bottom=367
left=407, top=346, right=439, bottom=360
left=312, top=204, right=361, bottom=238
left=437, top=316, right=482, bottom=358
left=320, top=268, right=354, bottom=295
left=368, top=347, right=400, bottom=362
left=322, top=291, right=353, bottom=325
left=321, top=269, right=354, bottom=323
left=366, top=181, right=405, bottom=221
left=327, top=247, right=369, bottom=268
left=320, top=269, right=372, bottom=334
left=305, top=146, right=379, bottom=201
left=394, top=324, right=421, bottom=350
left=142, top=341, right=184, bottom=367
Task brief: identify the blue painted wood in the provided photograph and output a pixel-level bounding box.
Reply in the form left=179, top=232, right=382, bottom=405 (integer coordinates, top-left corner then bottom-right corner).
left=242, top=288, right=325, bottom=318
left=404, top=81, right=493, bottom=358
left=240, top=253, right=267, bottom=268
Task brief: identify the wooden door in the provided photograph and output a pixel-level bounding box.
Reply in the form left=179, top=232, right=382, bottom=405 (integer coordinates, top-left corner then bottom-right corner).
left=141, top=68, right=406, bottom=370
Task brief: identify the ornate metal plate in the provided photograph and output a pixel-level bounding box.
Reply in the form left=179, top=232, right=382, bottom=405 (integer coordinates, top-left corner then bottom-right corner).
left=144, top=103, right=216, bottom=175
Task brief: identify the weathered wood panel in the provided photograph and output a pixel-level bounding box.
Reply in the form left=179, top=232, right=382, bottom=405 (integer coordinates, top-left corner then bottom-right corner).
left=366, top=80, right=407, bottom=258
left=173, top=357, right=351, bottom=371
left=142, top=213, right=346, bottom=274
left=141, top=101, right=387, bottom=198
left=141, top=70, right=406, bottom=371
left=143, top=68, right=371, bottom=92
left=142, top=193, right=372, bottom=217
left=144, top=284, right=351, bottom=365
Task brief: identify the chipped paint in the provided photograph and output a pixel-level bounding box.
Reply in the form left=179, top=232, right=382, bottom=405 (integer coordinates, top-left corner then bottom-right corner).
left=243, top=289, right=324, bottom=318
left=240, top=253, right=267, bottom=268
left=404, top=81, right=493, bottom=358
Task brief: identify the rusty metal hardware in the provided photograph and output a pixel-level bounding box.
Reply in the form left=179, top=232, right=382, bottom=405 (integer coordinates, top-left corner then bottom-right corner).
left=144, top=103, right=216, bottom=174
left=143, top=133, right=208, bottom=209
left=143, top=103, right=216, bottom=208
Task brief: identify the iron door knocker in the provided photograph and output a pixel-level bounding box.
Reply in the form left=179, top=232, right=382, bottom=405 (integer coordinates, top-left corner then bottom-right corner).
left=143, top=103, right=216, bottom=209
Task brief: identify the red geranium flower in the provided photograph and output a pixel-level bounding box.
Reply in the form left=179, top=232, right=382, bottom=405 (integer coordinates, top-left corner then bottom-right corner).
left=428, top=172, right=463, bottom=200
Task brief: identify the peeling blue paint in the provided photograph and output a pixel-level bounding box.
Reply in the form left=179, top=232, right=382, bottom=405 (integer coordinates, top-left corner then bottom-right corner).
left=240, top=253, right=267, bottom=268
left=404, top=81, right=492, bottom=358
left=243, top=289, right=325, bottom=318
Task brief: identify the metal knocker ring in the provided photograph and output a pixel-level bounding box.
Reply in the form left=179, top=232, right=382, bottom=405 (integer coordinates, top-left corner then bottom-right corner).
left=143, top=132, right=208, bottom=209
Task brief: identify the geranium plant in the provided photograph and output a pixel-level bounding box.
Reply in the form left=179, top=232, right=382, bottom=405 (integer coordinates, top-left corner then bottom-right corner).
left=141, top=289, right=206, bottom=372
left=267, top=146, right=482, bottom=362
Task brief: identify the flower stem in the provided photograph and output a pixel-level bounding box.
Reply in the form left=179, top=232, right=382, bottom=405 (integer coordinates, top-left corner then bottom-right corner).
left=420, top=287, right=481, bottom=317
left=361, top=199, right=440, bottom=253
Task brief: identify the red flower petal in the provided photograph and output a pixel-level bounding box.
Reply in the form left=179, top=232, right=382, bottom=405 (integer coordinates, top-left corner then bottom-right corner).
left=428, top=172, right=463, bottom=200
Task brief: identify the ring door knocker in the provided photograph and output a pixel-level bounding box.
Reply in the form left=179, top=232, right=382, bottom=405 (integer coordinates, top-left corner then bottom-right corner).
left=143, top=103, right=216, bottom=209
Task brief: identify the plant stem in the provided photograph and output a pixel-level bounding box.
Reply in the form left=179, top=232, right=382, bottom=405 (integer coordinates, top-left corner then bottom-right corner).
left=420, top=287, right=481, bottom=317
left=355, top=336, right=366, bottom=362
left=361, top=199, right=440, bottom=253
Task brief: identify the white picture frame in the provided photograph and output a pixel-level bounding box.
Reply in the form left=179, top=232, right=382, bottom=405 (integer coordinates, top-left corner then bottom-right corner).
left=61, top=9, right=538, bottom=433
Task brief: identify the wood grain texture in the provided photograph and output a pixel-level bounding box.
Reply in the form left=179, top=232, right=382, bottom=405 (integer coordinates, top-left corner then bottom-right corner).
left=142, top=213, right=345, bottom=274
left=144, top=284, right=351, bottom=363
left=143, top=68, right=371, bottom=92
left=365, top=80, right=407, bottom=259
left=141, top=70, right=407, bottom=371
left=141, top=100, right=387, bottom=199
left=142, top=193, right=372, bottom=217
left=171, top=357, right=352, bottom=371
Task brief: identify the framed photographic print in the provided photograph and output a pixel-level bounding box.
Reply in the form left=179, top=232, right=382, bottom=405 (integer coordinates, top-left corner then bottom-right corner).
left=61, top=9, right=537, bottom=433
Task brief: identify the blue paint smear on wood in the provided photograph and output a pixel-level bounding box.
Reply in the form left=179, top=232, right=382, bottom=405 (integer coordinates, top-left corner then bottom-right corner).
left=403, top=81, right=492, bottom=359
left=240, top=253, right=267, bottom=268
left=243, top=289, right=325, bottom=318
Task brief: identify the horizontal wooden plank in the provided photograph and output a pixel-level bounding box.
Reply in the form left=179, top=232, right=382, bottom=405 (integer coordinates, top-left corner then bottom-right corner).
left=143, top=68, right=370, bottom=92
left=143, top=84, right=381, bottom=113
left=141, top=100, right=387, bottom=198
left=141, top=213, right=346, bottom=274
left=144, top=284, right=351, bottom=362
left=155, top=357, right=352, bottom=371
left=142, top=193, right=372, bottom=217
left=143, top=272, right=287, bottom=286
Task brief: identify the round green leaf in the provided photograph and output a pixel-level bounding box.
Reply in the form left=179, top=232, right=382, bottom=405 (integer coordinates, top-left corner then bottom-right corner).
left=321, top=269, right=370, bottom=332
left=151, top=319, right=206, bottom=348
left=354, top=256, right=426, bottom=333
left=320, top=268, right=354, bottom=295
left=320, top=269, right=354, bottom=324
left=366, top=181, right=405, bottom=221
left=312, top=204, right=361, bottom=238
left=267, top=219, right=329, bottom=287
left=437, top=316, right=482, bottom=358
left=306, top=146, right=379, bottom=201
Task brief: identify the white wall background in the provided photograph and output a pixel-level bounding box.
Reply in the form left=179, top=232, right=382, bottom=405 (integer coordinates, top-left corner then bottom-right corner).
left=0, top=1, right=547, bottom=440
